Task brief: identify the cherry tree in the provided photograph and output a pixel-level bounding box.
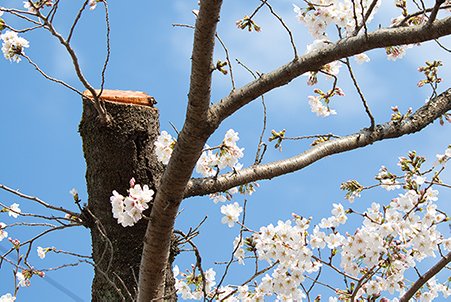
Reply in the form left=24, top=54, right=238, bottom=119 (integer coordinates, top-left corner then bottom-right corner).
left=0, top=0, right=450, bottom=301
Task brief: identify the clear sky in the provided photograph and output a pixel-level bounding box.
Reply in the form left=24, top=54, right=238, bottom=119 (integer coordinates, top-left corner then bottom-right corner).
left=0, top=1, right=450, bottom=301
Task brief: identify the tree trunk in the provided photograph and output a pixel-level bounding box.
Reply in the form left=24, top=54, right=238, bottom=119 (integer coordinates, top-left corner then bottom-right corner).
left=79, top=90, right=175, bottom=301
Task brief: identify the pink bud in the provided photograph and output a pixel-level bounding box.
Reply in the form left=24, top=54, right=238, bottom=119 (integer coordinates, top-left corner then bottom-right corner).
left=335, top=87, right=345, bottom=96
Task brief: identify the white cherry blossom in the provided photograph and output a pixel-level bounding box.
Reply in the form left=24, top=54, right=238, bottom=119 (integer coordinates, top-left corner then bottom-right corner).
left=220, top=202, right=242, bottom=227
left=7, top=203, right=21, bottom=218
left=0, top=293, right=15, bottom=302
left=37, top=246, right=46, bottom=259
left=0, top=223, right=7, bottom=241
left=1, top=31, right=29, bottom=63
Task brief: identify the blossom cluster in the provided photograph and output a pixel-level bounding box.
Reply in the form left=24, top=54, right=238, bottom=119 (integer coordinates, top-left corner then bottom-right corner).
left=154, top=130, right=176, bottom=165
left=376, top=165, right=401, bottom=190
left=15, top=268, right=44, bottom=289
left=303, top=39, right=347, bottom=117
left=308, top=86, right=344, bottom=117
left=147, top=129, right=250, bottom=229
left=88, top=0, right=99, bottom=10
left=154, top=128, right=249, bottom=226
left=209, top=182, right=259, bottom=204
left=0, top=31, right=29, bottom=63
left=293, top=0, right=380, bottom=39
left=1, top=203, right=22, bottom=241
left=110, top=179, right=154, bottom=227
left=210, top=182, right=258, bottom=228
left=0, top=293, right=15, bottom=302
left=155, top=129, right=244, bottom=176
left=23, top=0, right=53, bottom=14
left=37, top=246, right=54, bottom=259
left=292, top=0, right=422, bottom=61
left=173, top=265, right=217, bottom=300
left=196, top=129, right=244, bottom=177
left=173, top=148, right=451, bottom=301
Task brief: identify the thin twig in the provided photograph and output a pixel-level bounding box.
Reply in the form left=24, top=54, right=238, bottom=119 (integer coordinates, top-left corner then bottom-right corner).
left=0, top=8, right=42, bottom=25
left=397, top=5, right=451, bottom=26
left=434, top=38, right=451, bottom=53
left=99, top=1, right=111, bottom=97
left=260, top=0, right=298, bottom=58
left=172, top=23, right=236, bottom=91
left=174, top=230, right=208, bottom=301
left=3, top=24, right=44, bottom=33
left=352, top=0, right=379, bottom=36
left=214, top=33, right=236, bottom=91
left=67, top=0, right=89, bottom=43
left=40, top=262, right=82, bottom=272
left=113, top=271, right=135, bottom=302
left=81, top=260, right=127, bottom=302
left=219, top=261, right=278, bottom=301
left=343, top=58, right=375, bottom=129
left=0, top=183, right=78, bottom=216
left=54, top=249, right=92, bottom=259
left=249, top=1, right=266, bottom=19
left=213, top=200, right=248, bottom=300
left=234, top=59, right=267, bottom=165
left=34, top=8, right=110, bottom=123
left=21, top=54, right=84, bottom=97
left=304, top=275, right=337, bottom=292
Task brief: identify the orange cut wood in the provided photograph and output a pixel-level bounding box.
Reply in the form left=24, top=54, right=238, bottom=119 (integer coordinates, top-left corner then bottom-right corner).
left=83, top=89, right=156, bottom=107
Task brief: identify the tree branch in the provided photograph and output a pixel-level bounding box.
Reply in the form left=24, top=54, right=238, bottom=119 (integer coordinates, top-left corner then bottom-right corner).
left=209, top=17, right=451, bottom=126
left=428, top=0, right=446, bottom=24
left=400, top=251, right=451, bottom=301
left=187, top=88, right=451, bottom=197
left=137, top=1, right=224, bottom=301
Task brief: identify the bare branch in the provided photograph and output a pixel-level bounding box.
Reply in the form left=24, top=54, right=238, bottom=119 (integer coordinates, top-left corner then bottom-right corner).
left=187, top=88, right=451, bottom=197
left=0, top=183, right=77, bottom=216
left=397, top=5, right=451, bottom=27
left=428, top=0, right=446, bottom=24
left=209, top=17, right=451, bottom=125
left=400, top=252, right=451, bottom=301
left=33, top=9, right=110, bottom=123
left=283, top=133, right=340, bottom=141
left=352, top=0, right=379, bottom=36
left=67, top=0, right=89, bottom=43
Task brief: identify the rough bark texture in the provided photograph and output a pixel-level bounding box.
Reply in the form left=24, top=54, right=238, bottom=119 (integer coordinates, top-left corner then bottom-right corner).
left=79, top=91, right=173, bottom=301
left=137, top=1, right=223, bottom=300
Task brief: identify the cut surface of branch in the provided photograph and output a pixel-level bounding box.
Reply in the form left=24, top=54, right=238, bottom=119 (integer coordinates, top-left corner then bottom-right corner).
left=82, top=89, right=156, bottom=107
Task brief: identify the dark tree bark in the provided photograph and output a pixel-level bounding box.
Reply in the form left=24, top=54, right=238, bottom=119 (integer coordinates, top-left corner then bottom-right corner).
left=79, top=90, right=175, bottom=301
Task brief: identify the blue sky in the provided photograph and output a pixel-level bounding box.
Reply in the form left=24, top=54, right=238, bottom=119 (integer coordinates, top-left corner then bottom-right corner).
left=0, top=1, right=450, bottom=301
